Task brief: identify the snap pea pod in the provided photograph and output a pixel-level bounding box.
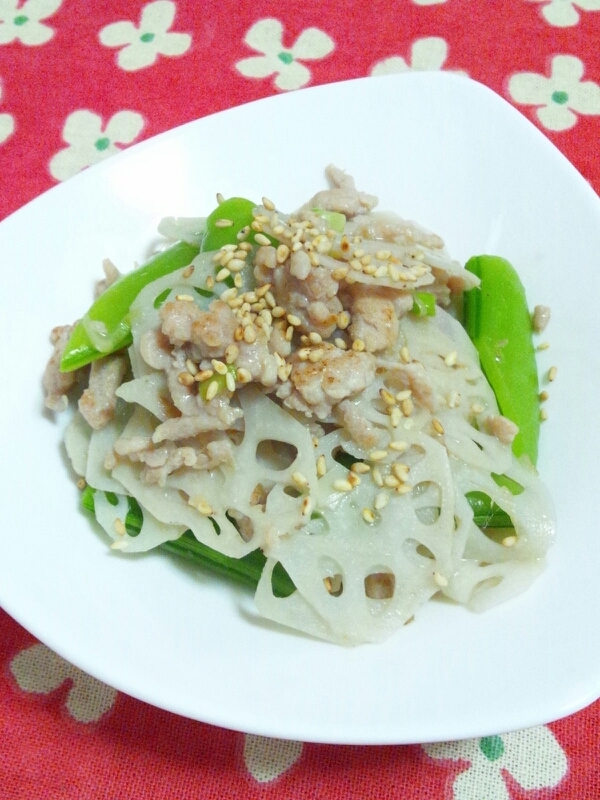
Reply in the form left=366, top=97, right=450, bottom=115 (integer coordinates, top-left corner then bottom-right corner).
left=81, top=486, right=295, bottom=597
left=463, top=255, right=540, bottom=466
left=202, top=197, right=278, bottom=252
left=60, top=241, right=199, bottom=373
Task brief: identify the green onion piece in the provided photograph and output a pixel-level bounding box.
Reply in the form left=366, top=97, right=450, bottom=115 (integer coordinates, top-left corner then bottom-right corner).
left=60, top=241, right=199, bottom=373
left=198, top=365, right=236, bottom=401
left=464, top=255, right=540, bottom=465
left=410, top=292, right=436, bottom=317
left=311, top=208, right=346, bottom=233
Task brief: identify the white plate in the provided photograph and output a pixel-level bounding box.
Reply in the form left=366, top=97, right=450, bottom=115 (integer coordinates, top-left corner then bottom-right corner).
left=1, top=72, right=598, bottom=745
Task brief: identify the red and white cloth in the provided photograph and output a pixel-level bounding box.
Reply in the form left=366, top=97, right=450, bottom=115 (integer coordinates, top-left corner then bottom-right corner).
left=1, top=1, right=599, bottom=796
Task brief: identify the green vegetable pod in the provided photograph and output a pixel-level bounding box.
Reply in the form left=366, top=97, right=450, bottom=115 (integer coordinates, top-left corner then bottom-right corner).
left=463, top=255, right=540, bottom=465
left=60, top=241, right=199, bottom=373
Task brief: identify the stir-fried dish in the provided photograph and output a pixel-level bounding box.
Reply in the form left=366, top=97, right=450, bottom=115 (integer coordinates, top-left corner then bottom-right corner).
left=43, top=165, right=555, bottom=645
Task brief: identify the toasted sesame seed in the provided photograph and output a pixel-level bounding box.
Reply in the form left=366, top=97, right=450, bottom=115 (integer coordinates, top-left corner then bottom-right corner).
left=444, top=350, right=458, bottom=367
left=352, top=339, right=366, bottom=352
left=312, top=436, right=320, bottom=448
left=291, top=241, right=303, bottom=252
left=471, top=403, right=484, bottom=414
left=272, top=224, right=285, bottom=235
left=233, top=274, right=243, bottom=288
left=433, top=572, right=448, bottom=587
left=214, top=218, right=234, bottom=228
left=228, top=258, right=246, bottom=273
left=236, top=368, right=252, bottom=384
left=205, top=380, right=219, bottom=401
left=286, top=313, right=301, bottom=327
left=333, top=479, right=353, bottom=493
left=395, top=483, right=413, bottom=495
left=537, top=341, right=550, bottom=351
left=225, top=372, right=236, bottom=392
left=76, top=477, right=87, bottom=490
left=211, top=359, right=228, bottom=375
left=389, top=265, right=401, bottom=282
left=540, top=408, right=548, bottom=421
left=308, top=332, right=322, bottom=345
left=363, top=264, right=377, bottom=275
left=362, top=508, right=375, bottom=524
left=384, top=475, right=400, bottom=488
left=432, top=418, right=445, bottom=435
left=285, top=325, right=294, bottom=342
left=548, top=366, right=557, bottom=382
left=301, top=496, right=314, bottom=516
left=374, top=491, right=389, bottom=511
left=372, top=467, right=384, bottom=487
left=447, top=390, right=460, bottom=408
left=351, top=461, right=371, bottom=474
left=350, top=259, right=363, bottom=271
left=308, top=348, right=324, bottom=363
left=233, top=249, right=248, bottom=260
left=272, top=305, right=286, bottom=318
left=175, top=293, right=194, bottom=302
left=254, top=213, right=270, bottom=224
left=502, top=535, right=517, bottom=547
left=238, top=240, right=252, bottom=252
left=369, top=449, right=388, bottom=461
left=216, top=192, right=225, bottom=205
left=221, top=287, right=238, bottom=302
left=347, top=472, right=361, bottom=488
left=195, top=369, right=214, bottom=382
left=298, top=347, right=311, bottom=361
left=374, top=265, right=389, bottom=279
left=215, top=268, right=231, bottom=282
left=185, top=358, right=198, bottom=375
left=182, top=264, right=195, bottom=279
left=336, top=311, right=351, bottom=330
left=292, top=471, right=309, bottom=489
left=196, top=500, right=213, bottom=516
left=376, top=249, right=391, bottom=260
left=254, top=233, right=271, bottom=247
left=220, top=250, right=234, bottom=266
left=392, top=462, right=410, bottom=481
left=110, top=539, right=128, bottom=550
left=114, top=518, right=126, bottom=536
left=243, top=325, right=257, bottom=344
left=390, top=407, right=402, bottom=428
left=236, top=226, right=250, bottom=241
left=400, top=346, right=410, bottom=363
left=334, top=337, right=347, bottom=350
left=397, top=398, right=412, bottom=419
left=262, top=196, right=275, bottom=211
left=178, top=371, right=195, bottom=387
left=251, top=220, right=263, bottom=232
left=539, top=390, right=549, bottom=402
left=308, top=251, right=320, bottom=267
left=380, top=388, right=397, bottom=406
left=316, top=454, right=327, bottom=477
left=389, top=440, right=408, bottom=452
left=332, top=266, right=349, bottom=281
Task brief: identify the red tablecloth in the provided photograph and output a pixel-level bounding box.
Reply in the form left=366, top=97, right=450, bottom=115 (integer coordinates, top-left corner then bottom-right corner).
left=1, top=1, right=599, bottom=796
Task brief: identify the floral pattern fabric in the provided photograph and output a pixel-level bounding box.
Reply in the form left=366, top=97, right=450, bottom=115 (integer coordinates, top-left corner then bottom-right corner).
left=0, top=0, right=599, bottom=797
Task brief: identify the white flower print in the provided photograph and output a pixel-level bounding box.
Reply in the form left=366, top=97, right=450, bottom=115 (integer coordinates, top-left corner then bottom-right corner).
left=424, top=726, right=568, bottom=800
left=0, top=0, right=61, bottom=45
left=10, top=644, right=117, bottom=723
left=508, top=55, right=600, bottom=131
left=99, top=0, right=191, bottom=72
left=243, top=735, right=303, bottom=783
left=526, top=0, right=600, bottom=27
left=49, top=109, right=145, bottom=181
left=371, top=37, right=467, bottom=77
left=0, top=80, right=14, bottom=144
left=236, top=18, right=335, bottom=91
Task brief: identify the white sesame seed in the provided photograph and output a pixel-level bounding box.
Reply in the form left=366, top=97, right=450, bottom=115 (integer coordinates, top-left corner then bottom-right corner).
left=301, top=496, right=314, bottom=516
left=236, top=368, right=252, bottom=384
left=287, top=313, right=302, bottom=327
left=211, top=359, right=228, bottom=375
left=185, top=358, right=198, bottom=375
left=175, top=294, right=194, bottom=302
left=374, top=491, right=389, bottom=511
left=400, top=346, right=410, bottom=363
left=372, top=467, right=384, bottom=487
left=243, top=325, right=257, bottom=344
left=389, top=440, right=408, bottom=452
left=227, top=258, right=246, bottom=273
left=352, top=339, right=366, bottom=352
left=334, top=337, right=347, bottom=350
left=362, top=508, right=375, bottom=524
left=316, top=454, right=327, bottom=477
left=215, top=268, right=231, bottom=282
left=444, top=350, right=458, bottom=367
left=502, top=535, right=517, bottom=547
left=254, top=233, right=271, bottom=247
left=114, top=518, right=126, bottom=536
left=205, top=380, right=219, bottom=401
left=110, top=539, right=128, bottom=550
left=432, top=418, right=445, bottom=435
left=214, top=218, right=234, bottom=228
left=390, top=407, right=402, bottom=428
left=433, top=572, right=448, bottom=587
left=333, top=479, right=353, bottom=493
left=548, top=366, right=557, bottom=382
left=276, top=244, right=290, bottom=264
left=351, top=461, right=371, bottom=474
left=292, top=471, right=309, bottom=489
left=308, top=348, right=324, bottom=363
left=369, top=450, right=388, bottom=462
left=216, top=192, right=225, bottom=205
